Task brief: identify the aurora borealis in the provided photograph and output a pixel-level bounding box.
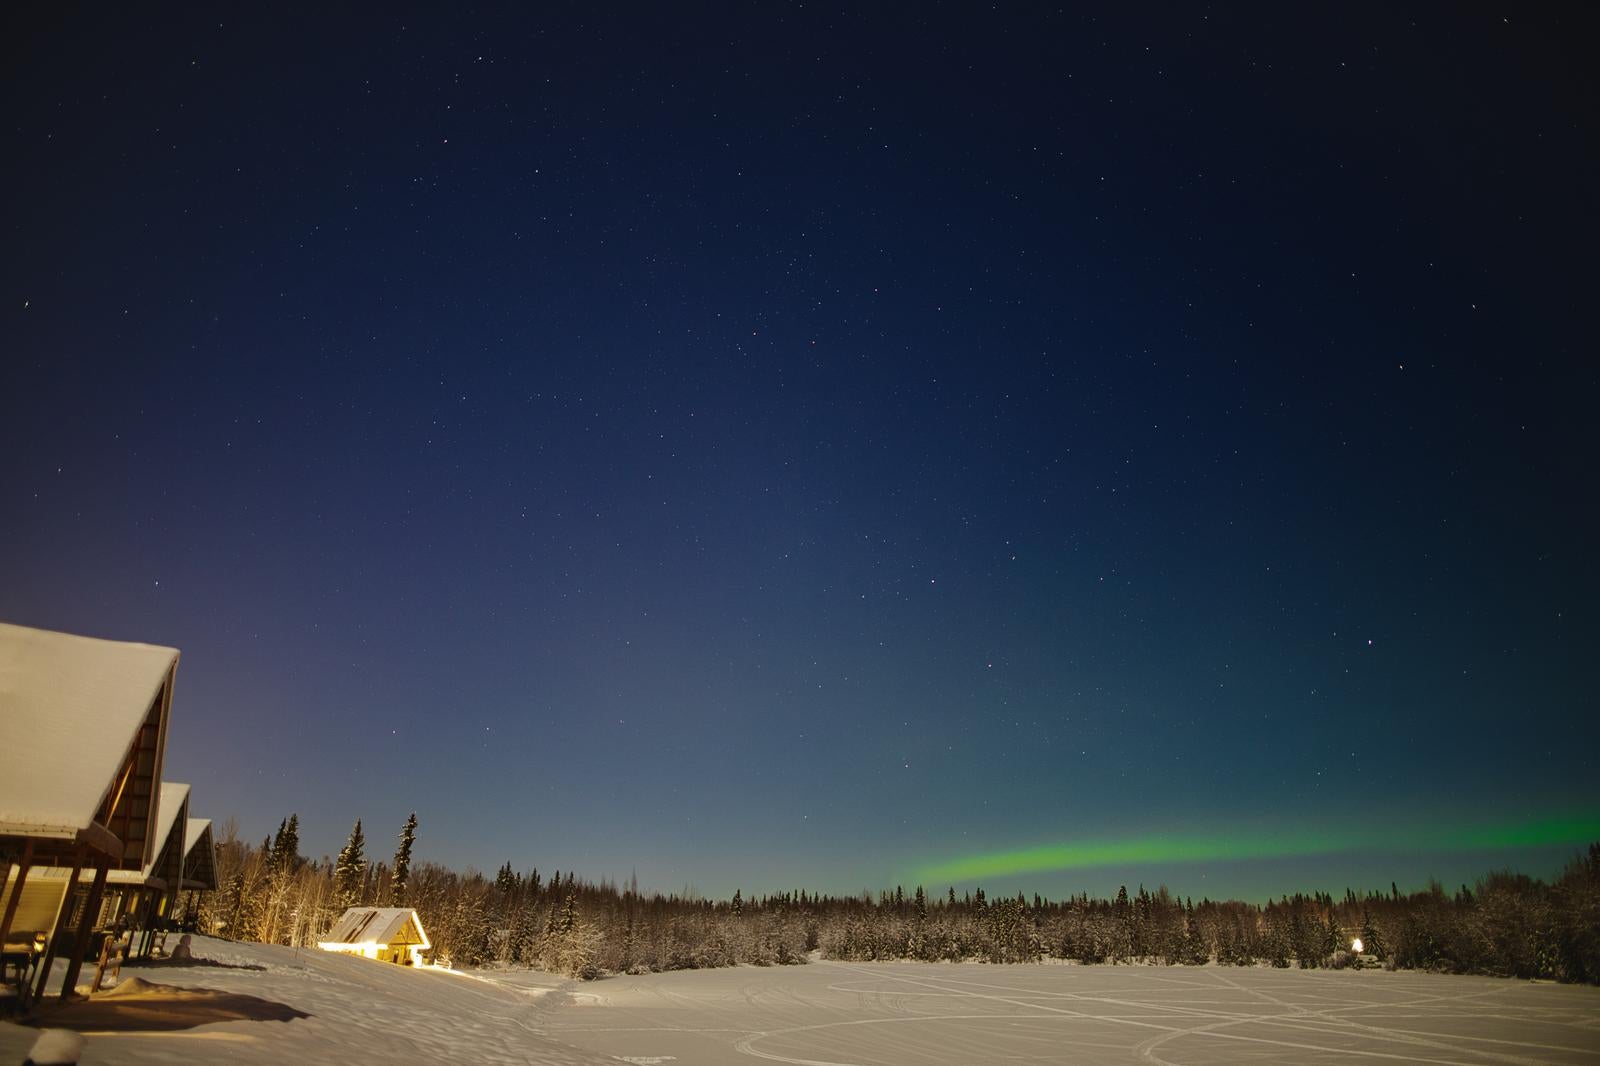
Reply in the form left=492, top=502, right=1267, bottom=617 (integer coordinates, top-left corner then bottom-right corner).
left=916, top=815, right=1600, bottom=886
left=4, top=6, right=1596, bottom=901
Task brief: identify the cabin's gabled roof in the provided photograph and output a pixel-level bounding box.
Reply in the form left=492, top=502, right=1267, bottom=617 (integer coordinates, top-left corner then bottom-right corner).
left=0, top=622, right=179, bottom=868
left=106, top=781, right=190, bottom=888
left=183, top=818, right=217, bottom=891
left=148, top=782, right=191, bottom=887
left=320, top=907, right=430, bottom=950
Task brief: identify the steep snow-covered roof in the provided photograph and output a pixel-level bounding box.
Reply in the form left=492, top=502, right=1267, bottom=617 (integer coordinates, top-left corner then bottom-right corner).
left=321, top=908, right=430, bottom=949
left=183, top=818, right=211, bottom=855
left=153, top=784, right=190, bottom=860
left=0, top=622, right=178, bottom=867
left=149, top=781, right=190, bottom=883
left=183, top=817, right=217, bottom=890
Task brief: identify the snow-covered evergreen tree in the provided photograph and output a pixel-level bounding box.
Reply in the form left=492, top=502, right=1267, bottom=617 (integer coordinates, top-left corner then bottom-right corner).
left=334, top=819, right=366, bottom=909
left=390, top=812, right=417, bottom=903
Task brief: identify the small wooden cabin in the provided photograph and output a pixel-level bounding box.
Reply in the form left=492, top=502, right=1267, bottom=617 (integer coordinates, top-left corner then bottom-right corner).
left=318, top=907, right=430, bottom=966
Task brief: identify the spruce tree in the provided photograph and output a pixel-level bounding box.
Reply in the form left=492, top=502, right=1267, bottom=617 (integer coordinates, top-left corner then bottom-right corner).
left=267, top=820, right=287, bottom=874
left=1360, top=911, right=1382, bottom=959
left=270, top=814, right=301, bottom=875
left=391, top=812, right=418, bottom=903
left=224, top=869, right=247, bottom=936
left=260, top=813, right=300, bottom=945
left=334, top=819, right=366, bottom=909
left=910, top=885, right=929, bottom=960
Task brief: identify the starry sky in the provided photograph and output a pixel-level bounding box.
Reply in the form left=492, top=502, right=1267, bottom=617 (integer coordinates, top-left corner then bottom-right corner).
left=4, top=5, right=1597, bottom=902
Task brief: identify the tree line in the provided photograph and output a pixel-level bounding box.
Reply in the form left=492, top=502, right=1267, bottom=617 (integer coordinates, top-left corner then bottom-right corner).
left=188, top=816, right=1600, bottom=985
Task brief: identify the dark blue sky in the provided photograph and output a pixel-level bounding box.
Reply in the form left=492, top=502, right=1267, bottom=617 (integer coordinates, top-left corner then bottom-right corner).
left=4, top=4, right=1596, bottom=900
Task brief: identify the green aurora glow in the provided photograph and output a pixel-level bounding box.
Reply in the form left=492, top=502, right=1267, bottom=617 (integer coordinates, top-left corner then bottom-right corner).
left=914, top=815, right=1600, bottom=884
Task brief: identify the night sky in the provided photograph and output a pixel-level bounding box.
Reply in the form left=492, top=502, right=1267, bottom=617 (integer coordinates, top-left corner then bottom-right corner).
left=5, top=5, right=1597, bottom=902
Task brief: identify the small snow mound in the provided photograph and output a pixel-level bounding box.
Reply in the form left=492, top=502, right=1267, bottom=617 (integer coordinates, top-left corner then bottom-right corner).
left=24, top=1024, right=85, bottom=1056
left=25, top=1029, right=85, bottom=1065
left=97, top=977, right=160, bottom=998
left=503, top=985, right=554, bottom=999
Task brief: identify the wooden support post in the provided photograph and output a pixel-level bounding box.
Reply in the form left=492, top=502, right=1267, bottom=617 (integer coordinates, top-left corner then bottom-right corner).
left=137, top=889, right=160, bottom=958
left=33, top=844, right=86, bottom=1000
left=132, top=890, right=148, bottom=957
left=159, top=889, right=176, bottom=952
left=110, top=887, right=130, bottom=930
left=59, top=860, right=109, bottom=999
left=90, top=933, right=115, bottom=993
left=0, top=840, right=34, bottom=949
left=147, top=891, right=167, bottom=957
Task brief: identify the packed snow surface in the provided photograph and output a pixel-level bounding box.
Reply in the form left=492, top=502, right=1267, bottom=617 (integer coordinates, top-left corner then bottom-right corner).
left=4, top=936, right=1598, bottom=1064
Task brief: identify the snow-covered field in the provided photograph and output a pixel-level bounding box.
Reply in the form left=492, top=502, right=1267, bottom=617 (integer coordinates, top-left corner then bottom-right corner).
left=3, top=936, right=1598, bottom=1064
left=0, top=937, right=593, bottom=1065
left=526, top=961, right=1600, bottom=1065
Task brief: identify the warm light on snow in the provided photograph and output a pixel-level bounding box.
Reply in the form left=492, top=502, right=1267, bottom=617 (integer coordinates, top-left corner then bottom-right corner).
left=316, top=938, right=428, bottom=966
left=1352, top=937, right=1364, bottom=953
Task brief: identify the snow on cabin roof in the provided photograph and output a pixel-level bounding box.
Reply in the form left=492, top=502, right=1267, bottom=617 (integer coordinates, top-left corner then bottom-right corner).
left=183, top=817, right=211, bottom=859
left=321, top=908, right=430, bottom=950
left=0, top=622, right=178, bottom=842
left=148, top=782, right=190, bottom=871
left=183, top=817, right=217, bottom=890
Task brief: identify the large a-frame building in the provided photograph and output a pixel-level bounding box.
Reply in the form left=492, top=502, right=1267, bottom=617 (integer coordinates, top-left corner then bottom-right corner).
left=0, top=622, right=211, bottom=1004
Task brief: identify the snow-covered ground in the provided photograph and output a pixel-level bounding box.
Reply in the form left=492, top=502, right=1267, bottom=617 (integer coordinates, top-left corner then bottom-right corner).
left=0, top=937, right=603, bottom=1065
left=525, top=960, right=1600, bottom=1065
left=4, top=937, right=1598, bottom=1064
